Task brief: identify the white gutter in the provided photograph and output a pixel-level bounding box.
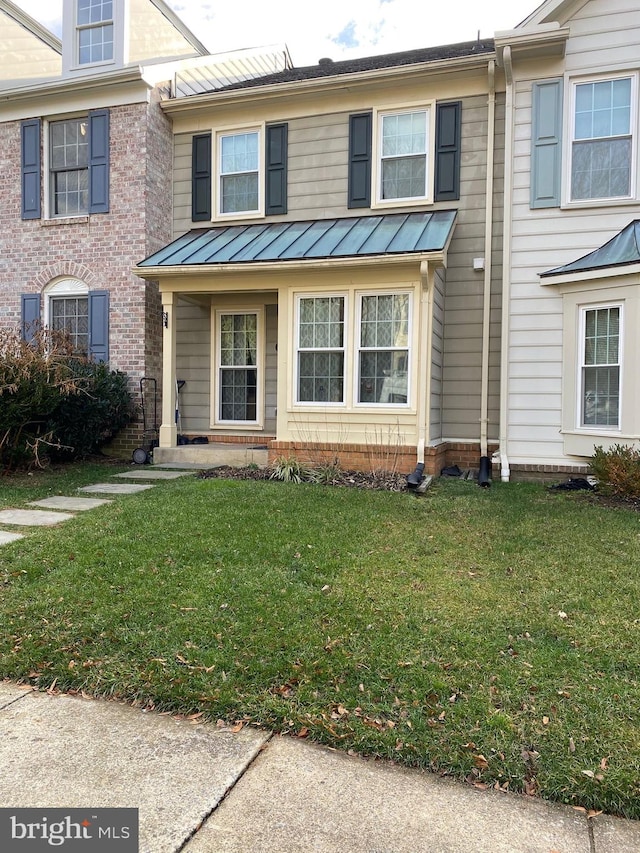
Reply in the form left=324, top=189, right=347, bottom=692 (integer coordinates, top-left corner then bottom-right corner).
left=480, top=59, right=496, bottom=459
left=499, top=45, right=514, bottom=482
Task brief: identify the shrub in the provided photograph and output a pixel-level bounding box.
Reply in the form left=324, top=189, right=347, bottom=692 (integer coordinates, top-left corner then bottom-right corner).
left=269, top=455, right=309, bottom=484
left=0, top=329, right=134, bottom=470
left=0, top=329, right=79, bottom=470
left=46, top=360, right=134, bottom=459
left=590, top=444, right=640, bottom=498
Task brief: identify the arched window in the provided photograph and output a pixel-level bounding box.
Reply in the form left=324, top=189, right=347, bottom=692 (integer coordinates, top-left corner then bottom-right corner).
left=44, top=278, right=89, bottom=355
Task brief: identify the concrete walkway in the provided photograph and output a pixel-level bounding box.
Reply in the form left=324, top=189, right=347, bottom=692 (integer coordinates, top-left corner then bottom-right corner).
left=0, top=683, right=638, bottom=853
left=0, top=467, right=194, bottom=545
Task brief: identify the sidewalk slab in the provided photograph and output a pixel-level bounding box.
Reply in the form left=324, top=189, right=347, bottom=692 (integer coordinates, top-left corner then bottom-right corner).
left=184, top=735, right=591, bottom=853
left=593, top=814, right=640, bottom=853
left=29, top=496, right=113, bottom=511
left=0, top=530, right=25, bottom=545
left=112, top=470, right=194, bottom=480
left=79, top=483, right=154, bottom=495
left=0, top=691, right=269, bottom=853
left=0, top=508, right=74, bottom=526
left=0, top=683, right=32, bottom=709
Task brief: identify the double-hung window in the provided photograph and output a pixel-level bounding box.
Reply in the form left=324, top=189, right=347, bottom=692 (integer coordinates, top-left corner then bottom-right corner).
left=50, top=118, right=89, bottom=216
left=571, top=77, right=634, bottom=201
left=296, top=296, right=345, bottom=404
left=358, top=293, right=410, bottom=405
left=580, top=305, right=621, bottom=428
left=377, top=109, right=429, bottom=203
left=77, top=0, right=113, bottom=65
left=217, top=130, right=260, bottom=216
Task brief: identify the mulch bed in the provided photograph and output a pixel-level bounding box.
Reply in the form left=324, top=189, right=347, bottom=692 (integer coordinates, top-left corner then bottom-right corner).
left=198, top=466, right=409, bottom=491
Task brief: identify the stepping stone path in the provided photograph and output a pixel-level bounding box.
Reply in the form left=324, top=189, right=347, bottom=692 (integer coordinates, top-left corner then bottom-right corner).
left=0, top=467, right=195, bottom=546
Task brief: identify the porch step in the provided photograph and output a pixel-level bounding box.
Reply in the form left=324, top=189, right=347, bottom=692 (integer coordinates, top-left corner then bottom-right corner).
left=152, top=443, right=269, bottom=469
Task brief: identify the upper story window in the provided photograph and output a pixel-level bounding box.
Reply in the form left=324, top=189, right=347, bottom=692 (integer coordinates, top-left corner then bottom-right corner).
left=77, top=0, right=114, bottom=65
left=217, top=130, right=261, bottom=216
left=378, top=110, right=428, bottom=202
left=50, top=118, right=89, bottom=216
left=571, top=76, right=634, bottom=201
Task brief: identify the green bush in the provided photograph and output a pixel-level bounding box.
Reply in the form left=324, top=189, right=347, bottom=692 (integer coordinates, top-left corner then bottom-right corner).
left=590, top=444, right=640, bottom=498
left=46, top=360, right=135, bottom=460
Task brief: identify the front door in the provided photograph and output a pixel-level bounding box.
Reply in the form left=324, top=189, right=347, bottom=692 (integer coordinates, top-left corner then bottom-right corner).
left=216, top=310, right=262, bottom=425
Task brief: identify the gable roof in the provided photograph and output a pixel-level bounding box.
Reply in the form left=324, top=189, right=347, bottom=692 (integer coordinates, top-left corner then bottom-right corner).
left=541, top=221, right=640, bottom=277
left=517, top=0, right=590, bottom=28
left=138, top=211, right=457, bottom=271
left=193, top=39, right=495, bottom=94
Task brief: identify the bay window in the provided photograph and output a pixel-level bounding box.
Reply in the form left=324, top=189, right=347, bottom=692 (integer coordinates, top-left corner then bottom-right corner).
left=580, top=305, right=621, bottom=428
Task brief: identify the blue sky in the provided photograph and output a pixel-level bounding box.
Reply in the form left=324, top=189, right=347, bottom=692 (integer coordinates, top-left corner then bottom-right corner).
left=16, top=0, right=541, bottom=66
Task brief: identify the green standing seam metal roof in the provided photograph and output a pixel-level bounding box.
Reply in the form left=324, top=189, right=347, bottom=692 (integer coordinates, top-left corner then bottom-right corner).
left=541, top=220, right=640, bottom=277
left=138, top=211, right=457, bottom=268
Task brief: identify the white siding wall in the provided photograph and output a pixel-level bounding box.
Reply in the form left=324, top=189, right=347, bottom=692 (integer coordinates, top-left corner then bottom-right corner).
left=506, top=0, right=640, bottom=466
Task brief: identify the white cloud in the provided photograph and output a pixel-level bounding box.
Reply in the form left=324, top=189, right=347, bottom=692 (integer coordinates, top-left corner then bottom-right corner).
left=15, top=0, right=539, bottom=65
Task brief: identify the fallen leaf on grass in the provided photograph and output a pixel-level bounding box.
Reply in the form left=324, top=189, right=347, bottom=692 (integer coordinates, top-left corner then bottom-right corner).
left=473, top=754, right=489, bottom=770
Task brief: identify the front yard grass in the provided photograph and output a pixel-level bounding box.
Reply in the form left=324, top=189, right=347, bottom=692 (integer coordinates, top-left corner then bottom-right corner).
left=0, top=468, right=639, bottom=818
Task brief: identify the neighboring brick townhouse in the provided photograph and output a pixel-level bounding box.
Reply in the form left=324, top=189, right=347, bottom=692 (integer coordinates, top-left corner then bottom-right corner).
left=0, top=0, right=211, bottom=453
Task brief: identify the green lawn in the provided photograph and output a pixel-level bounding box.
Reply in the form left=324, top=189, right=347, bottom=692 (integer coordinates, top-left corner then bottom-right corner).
left=0, top=466, right=639, bottom=818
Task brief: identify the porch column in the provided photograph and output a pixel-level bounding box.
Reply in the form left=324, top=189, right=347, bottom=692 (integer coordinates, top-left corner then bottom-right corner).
left=159, top=291, right=177, bottom=447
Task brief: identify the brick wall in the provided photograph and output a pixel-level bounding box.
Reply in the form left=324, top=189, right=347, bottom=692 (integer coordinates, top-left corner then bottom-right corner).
left=0, top=92, right=173, bottom=457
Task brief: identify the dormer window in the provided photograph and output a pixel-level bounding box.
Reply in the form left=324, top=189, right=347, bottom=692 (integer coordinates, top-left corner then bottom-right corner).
left=77, top=0, right=114, bottom=65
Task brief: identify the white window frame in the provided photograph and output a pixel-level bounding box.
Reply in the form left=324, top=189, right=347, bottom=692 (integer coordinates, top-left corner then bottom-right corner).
left=214, top=125, right=264, bottom=220
left=212, top=307, right=264, bottom=428
left=75, top=0, right=114, bottom=67
left=372, top=104, right=434, bottom=208
left=46, top=116, right=90, bottom=218
left=354, top=291, right=412, bottom=408
left=564, top=73, right=638, bottom=207
left=43, top=278, right=89, bottom=355
left=294, top=293, right=347, bottom=407
left=577, top=302, right=623, bottom=431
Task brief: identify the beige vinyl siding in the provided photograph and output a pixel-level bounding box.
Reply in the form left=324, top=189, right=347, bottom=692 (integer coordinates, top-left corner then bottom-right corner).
left=441, top=95, right=504, bottom=442
left=0, top=12, right=61, bottom=80
left=506, top=0, right=639, bottom=466
left=175, top=297, right=211, bottom=433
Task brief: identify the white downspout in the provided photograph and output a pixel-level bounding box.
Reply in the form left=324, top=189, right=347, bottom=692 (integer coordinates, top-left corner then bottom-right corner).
left=499, top=45, right=514, bottom=482
left=480, top=59, right=496, bottom=459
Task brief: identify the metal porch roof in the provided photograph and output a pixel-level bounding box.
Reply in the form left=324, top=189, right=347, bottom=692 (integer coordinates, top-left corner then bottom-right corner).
left=138, top=211, right=457, bottom=269
left=541, top=220, right=640, bottom=277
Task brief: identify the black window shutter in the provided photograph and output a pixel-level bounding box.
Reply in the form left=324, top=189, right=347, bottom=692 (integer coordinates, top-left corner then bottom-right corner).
left=21, top=119, right=41, bottom=220
left=88, top=109, right=110, bottom=213
left=435, top=101, right=461, bottom=201
left=265, top=123, right=288, bottom=215
left=348, top=112, right=372, bottom=209
left=88, top=290, right=109, bottom=362
left=21, top=293, right=41, bottom=342
left=192, top=134, right=212, bottom=221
